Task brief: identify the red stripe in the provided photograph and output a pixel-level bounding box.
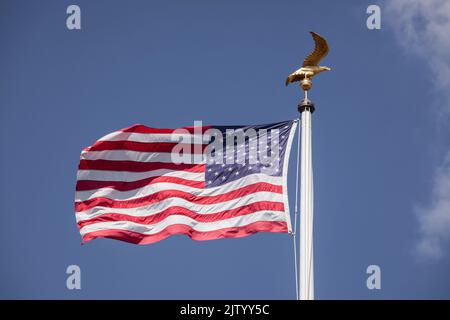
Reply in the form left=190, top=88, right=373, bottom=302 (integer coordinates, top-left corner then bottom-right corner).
left=78, top=160, right=205, bottom=172
left=120, top=124, right=211, bottom=134
left=76, top=175, right=204, bottom=192
left=77, top=201, right=284, bottom=228
left=85, top=141, right=207, bottom=153
left=81, top=221, right=288, bottom=245
left=75, top=182, right=282, bottom=212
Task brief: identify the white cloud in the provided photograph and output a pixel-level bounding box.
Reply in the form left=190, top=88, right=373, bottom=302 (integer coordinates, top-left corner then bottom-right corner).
left=415, top=152, right=450, bottom=259
left=385, top=0, right=450, bottom=259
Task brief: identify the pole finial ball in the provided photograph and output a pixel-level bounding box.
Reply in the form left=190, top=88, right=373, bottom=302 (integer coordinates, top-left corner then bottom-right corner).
left=300, top=78, right=312, bottom=91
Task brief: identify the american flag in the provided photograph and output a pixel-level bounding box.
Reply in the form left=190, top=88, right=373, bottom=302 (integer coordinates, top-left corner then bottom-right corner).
left=75, top=120, right=297, bottom=245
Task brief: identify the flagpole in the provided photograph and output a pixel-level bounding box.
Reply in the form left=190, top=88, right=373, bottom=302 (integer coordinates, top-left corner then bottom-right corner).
left=286, top=31, right=330, bottom=300
left=298, top=87, right=315, bottom=300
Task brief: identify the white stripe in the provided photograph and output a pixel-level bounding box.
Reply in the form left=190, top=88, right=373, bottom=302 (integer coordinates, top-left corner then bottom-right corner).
left=81, top=149, right=204, bottom=164
left=79, top=210, right=286, bottom=236
left=77, top=169, right=204, bottom=182
left=99, top=131, right=209, bottom=144
left=76, top=191, right=284, bottom=222
left=282, top=120, right=297, bottom=233
left=76, top=173, right=282, bottom=202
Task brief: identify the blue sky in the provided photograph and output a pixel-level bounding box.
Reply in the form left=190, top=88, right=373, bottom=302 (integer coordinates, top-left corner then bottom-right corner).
left=1, top=0, right=449, bottom=299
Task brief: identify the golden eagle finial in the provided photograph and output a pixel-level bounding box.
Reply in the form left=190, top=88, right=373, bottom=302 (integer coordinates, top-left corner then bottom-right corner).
left=285, top=31, right=331, bottom=91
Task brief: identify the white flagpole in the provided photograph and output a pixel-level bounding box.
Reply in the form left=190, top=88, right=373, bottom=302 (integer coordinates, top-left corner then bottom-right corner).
left=298, top=93, right=315, bottom=300
left=287, top=31, right=330, bottom=300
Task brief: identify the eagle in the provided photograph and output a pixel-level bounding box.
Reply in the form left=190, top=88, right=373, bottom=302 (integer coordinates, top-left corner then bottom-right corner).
left=285, top=32, right=331, bottom=86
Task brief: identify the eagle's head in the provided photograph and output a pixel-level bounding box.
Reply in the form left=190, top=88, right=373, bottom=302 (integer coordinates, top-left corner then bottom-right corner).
left=319, top=66, right=331, bottom=72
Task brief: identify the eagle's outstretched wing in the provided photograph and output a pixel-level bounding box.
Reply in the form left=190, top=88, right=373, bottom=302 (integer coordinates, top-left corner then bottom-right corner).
left=302, top=32, right=329, bottom=67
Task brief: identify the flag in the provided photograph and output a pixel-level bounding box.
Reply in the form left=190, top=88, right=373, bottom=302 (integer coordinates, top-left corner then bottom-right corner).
left=75, top=120, right=297, bottom=245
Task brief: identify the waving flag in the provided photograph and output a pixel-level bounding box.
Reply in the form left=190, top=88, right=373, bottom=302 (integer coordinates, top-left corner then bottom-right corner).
left=75, top=120, right=297, bottom=245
